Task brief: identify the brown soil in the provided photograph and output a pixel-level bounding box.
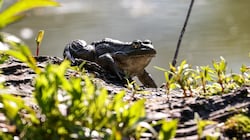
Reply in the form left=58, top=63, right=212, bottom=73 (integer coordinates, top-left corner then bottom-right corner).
left=0, top=56, right=249, bottom=140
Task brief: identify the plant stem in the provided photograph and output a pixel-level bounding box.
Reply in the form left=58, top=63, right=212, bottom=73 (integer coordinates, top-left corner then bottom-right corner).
left=36, top=43, right=40, bottom=56
left=201, top=77, right=207, bottom=93
left=219, top=79, right=225, bottom=93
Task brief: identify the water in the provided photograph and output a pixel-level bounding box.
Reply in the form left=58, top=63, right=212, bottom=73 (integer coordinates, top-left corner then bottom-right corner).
left=3, top=0, right=250, bottom=86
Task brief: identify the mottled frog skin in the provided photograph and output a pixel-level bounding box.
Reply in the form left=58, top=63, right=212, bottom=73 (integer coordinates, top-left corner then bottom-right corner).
left=63, top=38, right=157, bottom=88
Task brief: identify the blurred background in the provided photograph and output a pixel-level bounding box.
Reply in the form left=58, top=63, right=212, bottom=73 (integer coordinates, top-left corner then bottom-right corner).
left=3, top=0, right=250, bottom=86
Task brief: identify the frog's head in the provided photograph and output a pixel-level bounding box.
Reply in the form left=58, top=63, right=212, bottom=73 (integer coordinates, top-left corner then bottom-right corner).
left=114, top=39, right=156, bottom=77
left=125, top=40, right=156, bottom=57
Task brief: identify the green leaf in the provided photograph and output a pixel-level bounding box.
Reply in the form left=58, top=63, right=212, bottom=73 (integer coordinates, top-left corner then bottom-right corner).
left=179, top=60, right=187, bottom=69
left=1, top=95, right=20, bottom=119
left=96, top=88, right=108, bottom=109
left=36, top=30, right=44, bottom=44
left=195, top=113, right=216, bottom=139
left=0, top=0, right=3, bottom=10
left=201, top=66, right=213, bottom=79
left=154, top=66, right=168, bottom=72
left=158, top=119, right=178, bottom=140
left=169, top=63, right=176, bottom=73
left=212, top=60, right=219, bottom=71
left=0, top=0, right=59, bottom=29
left=114, top=91, right=126, bottom=111
left=128, top=99, right=145, bottom=127
left=219, top=57, right=227, bottom=73
left=83, top=75, right=95, bottom=96
left=35, top=30, right=45, bottom=56
left=1, top=14, right=24, bottom=29
left=5, top=41, right=40, bottom=73
left=0, top=93, right=39, bottom=124
left=240, top=64, right=248, bottom=74
left=0, top=32, right=38, bottom=70
left=164, top=71, right=170, bottom=82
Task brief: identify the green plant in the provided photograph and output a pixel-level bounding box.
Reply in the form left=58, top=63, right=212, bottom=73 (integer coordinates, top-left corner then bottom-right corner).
left=33, top=60, right=152, bottom=139
left=125, top=79, right=151, bottom=101
left=223, top=114, right=250, bottom=139
left=156, top=63, right=197, bottom=97
left=196, top=65, right=213, bottom=94
left=0, top=53, right=8, bottom=64
left=158, top=119, right=178, bottom=140
left=163, top=71, right=176, bottom=95
left=208, top=57, right=249, bottom=95
left=0, top=0, right=59, bottom=56
left=231, top=64, right=250, bottom=86
left=211, top=57, right=227, bottom=93
left=157, top=56, right=250, bottom=97
left=0, top=35, right=178, bottom=140
left=0, top=0, right=179, bottom=139
left=170, top=60, right=187, bottom=96
left=2, top=37, right=40, bottom=74
left=154, top=66, right=176, bottom=95
left=195, top=113, right=217, bottom=140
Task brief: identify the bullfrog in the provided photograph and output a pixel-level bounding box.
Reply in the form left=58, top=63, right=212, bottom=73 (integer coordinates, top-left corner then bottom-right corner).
left=63, top=38, right=157, bottom=88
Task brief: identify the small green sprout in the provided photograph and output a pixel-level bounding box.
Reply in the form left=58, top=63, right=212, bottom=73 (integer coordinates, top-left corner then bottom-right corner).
left=35, top=30, right=44, bottom=56
left=197, top=65, right=213, bottom=94
left=154, top=66, right=176, bottom=95
left=157, top=55, right=250, bottom=97
left=195, top=113, right=217, bottom=140
left=212, top=56, right=227, bottom=93
left=164, top=70, right=176, bottom=95
left=170, top=60, right=195, bottom=97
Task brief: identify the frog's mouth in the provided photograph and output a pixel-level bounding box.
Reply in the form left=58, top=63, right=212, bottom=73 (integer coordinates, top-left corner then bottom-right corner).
left=132, top=53, right=155, bottom=57
left=127, top=49, right=156, bottom=57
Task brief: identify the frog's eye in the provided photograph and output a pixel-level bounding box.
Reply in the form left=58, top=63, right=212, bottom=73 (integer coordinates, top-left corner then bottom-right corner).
left=132, top=41, right=141, bottom=48
left=143, top=40, right=152, bottom=44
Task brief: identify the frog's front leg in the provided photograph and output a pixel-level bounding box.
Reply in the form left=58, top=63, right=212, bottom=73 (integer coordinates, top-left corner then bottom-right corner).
left=97, top=53, right=125, bottom=80
left=137, top=70, right=157, bottom=88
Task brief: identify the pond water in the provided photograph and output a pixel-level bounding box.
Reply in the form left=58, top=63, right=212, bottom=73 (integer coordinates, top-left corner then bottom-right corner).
left=3, top=0, right=250, bottom=86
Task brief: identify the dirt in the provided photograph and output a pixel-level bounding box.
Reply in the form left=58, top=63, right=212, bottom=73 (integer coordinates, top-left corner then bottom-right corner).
left=0, top=56, right=250, bottom=140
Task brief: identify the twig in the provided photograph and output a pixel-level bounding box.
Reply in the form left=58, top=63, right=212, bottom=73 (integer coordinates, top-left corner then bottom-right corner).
left=171, top=0, right=195, bottom=67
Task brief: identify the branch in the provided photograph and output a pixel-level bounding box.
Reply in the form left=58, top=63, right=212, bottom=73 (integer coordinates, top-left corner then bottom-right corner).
left=171, top=0, right=195, bottom=67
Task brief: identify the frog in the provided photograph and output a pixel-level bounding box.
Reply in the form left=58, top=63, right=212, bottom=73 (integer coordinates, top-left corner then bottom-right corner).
left=63, top=38, right=157, bottom=88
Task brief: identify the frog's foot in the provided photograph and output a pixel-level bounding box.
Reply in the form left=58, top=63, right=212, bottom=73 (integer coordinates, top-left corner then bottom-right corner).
left=137, top=70, right=157, bottom=88
left=63, top=40, right=95, bottom=65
